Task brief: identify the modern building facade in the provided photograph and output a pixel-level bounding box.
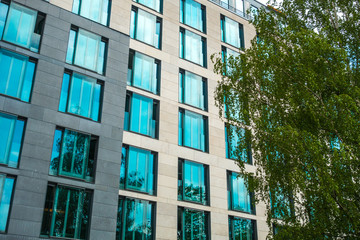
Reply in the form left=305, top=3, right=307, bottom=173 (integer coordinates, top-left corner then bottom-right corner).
left=0, top=0, right=268, bottom=239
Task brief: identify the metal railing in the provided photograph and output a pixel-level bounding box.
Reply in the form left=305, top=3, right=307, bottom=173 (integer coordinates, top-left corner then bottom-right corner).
left=208, top=0, right=251, bottom=20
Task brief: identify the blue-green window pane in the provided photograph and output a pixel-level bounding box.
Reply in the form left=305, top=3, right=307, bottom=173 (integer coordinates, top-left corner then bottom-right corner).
left=221, top=15, right=242, bottom=48
left=134, top=0, right=162, bottom=13
left=3, top=3, right=40, bottom=52
left=72, top=0, right=110, bottom=26
left=179, top=109, right=207, bottom=152
left=0, top=113, right=25, bottom=168
left=222, top=47, right=240, bottom=75
left=65, top=30, right=77, bottom=64
left=129, top=51, right=159, bottom=94
left=225, top=124, right=250, bottom=163
left=228, top=172, right=253, bottom=213
left=178, top=160, right=208, bottom=205
left=0, top=3, right=9, bottom=39
left=178, top=208, right=209, bottom=240
left=131, top=8, right=161, bottom=49
left=120, top=146, right=156, bottom=195
left=0, top=175, right=15, bottom=232
left=179, top=70, right=206, bottom=110
left=117, top=198, right=155, bottom=240
left=229, top=216, right=256, bottom=240
left=125, top=93, right=157, bottom=138
left=180, top=0, right=204, bottom=32
left=49, top=129, right=95, bottom=182
left=59, top=72, right=102, bottom=121
left=41, top=185, right=91, bottom=239
left=180, top=28, right=206, bottom=66
left=270, top=189, right=293, bottom=219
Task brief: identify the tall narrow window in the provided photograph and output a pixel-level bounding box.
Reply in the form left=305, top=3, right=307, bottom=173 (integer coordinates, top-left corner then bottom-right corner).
left=133, top=0, right=162, bottom=13
left=221, top=15, right=244, bottom=49
left=0, top=49, right=36, bottom=102
left=180, top=27, right=207, bottom=67
left=128, top=50, right=160, bottom=95
left=0, top=2, right=45, bottom=52
left=66, top=27, right=107, bottom=74
left=40, top=184, right=92, bottom=240
left=72, top=0, right=110, bottom=26
left=49, top=128, right=97, bottom=182
left=178, top=159, right=209, bottom=205
left=179, top=69, right=207, bottom=110
left=229, top=216, right=256, bottom=240
left=130, top=7, right=162, bottom=49
left=221, top=46, right=240, bottom=75
left=250, top=5, right=258, bottom=20
left=178, top=207, right=210, bottom=240
left=0, top=112, right=25, bottom=168
left=0, top=174, right=15, bottom=232
left=180, top=0, right=206, bottom=33
left=120, top=145, right=157, bottom=195
left=59, top=71, right=103, bottom=121
left=225, top=124, right=252, bottom=163
left=227, top=171, right=255, bottom=214
left=124, top=92, right=159, bottom=138
left=179, top=108, right=208, bottom=152
left=117, top=197, right=155, bottom=240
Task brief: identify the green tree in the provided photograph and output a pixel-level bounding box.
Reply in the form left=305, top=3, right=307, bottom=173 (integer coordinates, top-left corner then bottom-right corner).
left=212, top=0, right=360, bottom=239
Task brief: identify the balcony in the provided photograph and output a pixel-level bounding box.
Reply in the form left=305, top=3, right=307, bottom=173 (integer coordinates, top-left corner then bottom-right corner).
left=209, top=0, right=251, bottom=20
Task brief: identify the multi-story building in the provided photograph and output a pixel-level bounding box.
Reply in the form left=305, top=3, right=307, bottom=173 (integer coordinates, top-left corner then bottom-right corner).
left=0, top=0, right=267, bottom=239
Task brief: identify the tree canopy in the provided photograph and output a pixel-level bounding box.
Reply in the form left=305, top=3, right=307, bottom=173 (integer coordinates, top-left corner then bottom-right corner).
left=212, top=0, right=360, bottom=239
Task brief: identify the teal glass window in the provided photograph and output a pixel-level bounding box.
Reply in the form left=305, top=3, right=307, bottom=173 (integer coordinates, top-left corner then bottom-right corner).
left=179, top=108, right=208, bottom=152
left=179, top=69, right=207, bottom=110
left=179, top=27, right=207, bottom=67
left=72, top=0, right=110, bottom=26
left=221, top=46, right=240, bottom=75
left=0, top=174, right=15, bottom=232
left=133, top=0, right=162, bottom=13
left=270, top=188, right=294, bottom=219
left=178, top=159, right=209, bottom=205
left=225, top=124, right=252, bottom=163
left=0, top=48, right=36, bottom=102
left=59, top=71, right=103, bottom=121
left=120, top=145, right=157, bottom=195
left=250, top=5, right=258, bottom=20
left=221, top=15, right=244, bottom=49
left=220, top=0, right=244, bottom=15
left=0, top=112, right=25, bottom=168
left=180, top=0, right=206, bottom=33
left=228, top=171, right=255, bottom=214
left=49, top=127, right=97, bottom=182
left=66, top=27, right=107, bottom=74
left=130, top=7, right=162, bottom=49
left=117, top=197, right=155, bottom=240
left=128, top=50, right=161, bottom=95
left=0, top=2, right=45, bottom=52
left=177, top=207, right=210, bottom=240
left=229, top=216, right=256, bottom=240
left=40, top=184, right=92, bottom=239
left=124, top=92, right=159, bottom=138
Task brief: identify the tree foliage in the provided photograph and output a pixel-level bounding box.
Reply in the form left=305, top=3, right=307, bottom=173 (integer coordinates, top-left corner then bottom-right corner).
left=212, top=0, right=360, bottom=239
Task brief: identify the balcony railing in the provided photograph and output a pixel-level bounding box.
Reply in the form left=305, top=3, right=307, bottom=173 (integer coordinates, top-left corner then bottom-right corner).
left=209, top=0, right=251, bottom=20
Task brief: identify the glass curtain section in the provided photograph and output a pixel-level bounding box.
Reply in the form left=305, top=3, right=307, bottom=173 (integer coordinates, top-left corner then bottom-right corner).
left=181, top=160, right=207, bottom=204
left=181, top=29, right=204, bottom=66
left=229, top=217, right=255, bottom=240
left=59, top=73, right=101, bottom=121
left=117, top=198, right=154, bottom=240
left=120, top=146, right=155, bottom=195
left=134, top=0, right=161, bottom=13
left=229, top=172, right=252, bottom=213
left=72, top=0, right=109, bottom=25
left=3, top=3, right=40, bottom=52
left=222, top=16, right=240, bottom=48
left=179, top=70, right=205, bottom=110
left=130, top=52, right=158, bottom=94
left=0, top=113, right=24, bottom=168
left=178, top=208, right=209, bottom=240
left=225, top=124, right=249, bottom=162
left=0, top=3, right=9, bottom=39
left=42, top=186, right=91, bottom=239
left=0, top=49, right=35, bottom=102
left=180, top=0, right=203, bottom=32
left=179, top=110, right=206, bottom=151
left=128, top=93, right=156, bottom=138
left=131, top=8, right=160, bottom=48
left=0, top=175, right=15, bottom=232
